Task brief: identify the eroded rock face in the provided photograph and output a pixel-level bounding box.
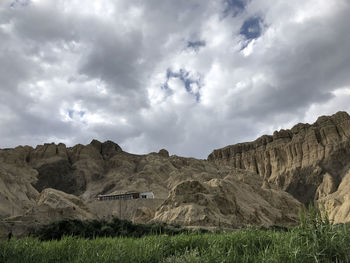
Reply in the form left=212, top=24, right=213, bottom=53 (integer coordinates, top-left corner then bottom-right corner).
left=154, top=175, right=301, bottom=227
left=9, top=188, right=96, bottom=223
left=2, top=112, right=350, bottom=229
left=318, top=170, right=350, bottom=224
left=0, top=146, right=39, bottom=219
left=0, top=164, right=38, bottom=219
left=33, top=160, right=86, bottom=195
left=29, top=143, right=69, bottom=167
left=208, top=111, right=350, bottom=205
left=133, top=207, right=155, bottom=224
left=0, top=139, right=302, bottom=228
left=90, top=140, right=123, bottom=160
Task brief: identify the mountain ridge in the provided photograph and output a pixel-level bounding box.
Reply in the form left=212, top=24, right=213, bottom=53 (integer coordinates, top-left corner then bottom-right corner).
left=2, top=111, right=350, bottom=237
left=208, top=111, right=350, bottom=205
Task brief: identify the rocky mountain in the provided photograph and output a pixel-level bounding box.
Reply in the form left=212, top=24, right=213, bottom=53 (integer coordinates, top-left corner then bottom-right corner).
left=0, top=141, right=301, bottom=237
left=1, top=111, right=350, bottom=238
left=208, top=111, right=350, bottom=223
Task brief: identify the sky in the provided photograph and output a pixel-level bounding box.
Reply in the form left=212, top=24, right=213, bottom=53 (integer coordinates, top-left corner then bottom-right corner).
left=1, top=0, right=350, bottom=158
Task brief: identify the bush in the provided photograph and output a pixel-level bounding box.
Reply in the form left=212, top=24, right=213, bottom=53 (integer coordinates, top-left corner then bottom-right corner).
left=32, top=217, right=207, bottom=241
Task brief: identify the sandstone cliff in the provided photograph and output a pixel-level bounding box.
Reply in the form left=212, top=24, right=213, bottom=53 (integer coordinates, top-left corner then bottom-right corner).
left=2, top=111, right=350, bottom=234
left=0, top=147, right=39, bottom=218
left=0, top=139, right=301, bottom=231
left=318, top=169, right=350, bottom=224
left=153, top=172, right=300, bottom=227
left=208, top=111, right=350, bottom=222
left=6, top=188, right=96, bottom=223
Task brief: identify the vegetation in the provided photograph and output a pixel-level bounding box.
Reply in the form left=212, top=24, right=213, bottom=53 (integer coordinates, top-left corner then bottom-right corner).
left=31, top=217, right=205, bottom=241
left=1, top=206, right=350, bottom=263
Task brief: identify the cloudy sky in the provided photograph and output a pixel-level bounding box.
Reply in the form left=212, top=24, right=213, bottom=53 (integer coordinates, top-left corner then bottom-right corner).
left=1, top=0, right=350, bottom=158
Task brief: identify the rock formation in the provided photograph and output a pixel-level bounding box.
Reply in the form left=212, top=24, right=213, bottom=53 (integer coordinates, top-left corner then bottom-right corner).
left=6, top=188, right=96, bottom=222
left=318, top=169, right=350, bottom=224
left=153, top=173, right=300, bottom=227
left=2, top=111, right=350, bottom=236
left=0, top=147, right=39, bottom=219
left=208, top=111, right=350, bottom=222
left=0, top=139, right=301, bottom=233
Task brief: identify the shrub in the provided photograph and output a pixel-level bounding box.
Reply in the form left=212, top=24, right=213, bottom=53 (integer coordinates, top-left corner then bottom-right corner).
left=32, top=217, right=206, bottom=241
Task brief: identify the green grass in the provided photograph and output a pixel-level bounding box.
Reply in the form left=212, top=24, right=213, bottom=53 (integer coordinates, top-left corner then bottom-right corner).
left=1, top=225, right=350, bottom=263
left=1, top=206, right=350, bottom=262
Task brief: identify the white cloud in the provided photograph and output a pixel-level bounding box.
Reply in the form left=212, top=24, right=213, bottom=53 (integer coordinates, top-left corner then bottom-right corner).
left=0, top=0, right=350, bottom=158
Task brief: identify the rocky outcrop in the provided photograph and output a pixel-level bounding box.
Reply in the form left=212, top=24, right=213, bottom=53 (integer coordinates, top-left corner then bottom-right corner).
left=153, top=173, right=301, bottom=227
left=208, top=111, right=350, bottom=205
left=89, top=139, right=123, bottom=160
left=3, top=112, right=350, bottom=231
left=0, top=146, right=39, bottom=219
left=0, top=139, right=302, bottom=229
left=133, top=207, right=156, bottom=224
left=318, top=169, right=350, bottom=224
left=6, top=188, right=96, bottom=223
left=29, top=143, right=69, bottom=167
left=0, top=164, right=38, bottom=219
left=158, top=149, right=169, bottom=158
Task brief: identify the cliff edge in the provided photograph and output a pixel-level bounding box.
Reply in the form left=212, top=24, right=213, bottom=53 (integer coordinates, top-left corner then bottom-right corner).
left=208, top=111, right=350, bottom=223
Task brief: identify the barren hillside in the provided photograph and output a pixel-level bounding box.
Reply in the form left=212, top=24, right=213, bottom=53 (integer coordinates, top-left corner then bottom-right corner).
left=1, top=111, right=350, bottom=237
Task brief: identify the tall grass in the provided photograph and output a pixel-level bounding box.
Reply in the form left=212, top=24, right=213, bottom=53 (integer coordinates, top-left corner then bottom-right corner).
left=1, top=208, right=350, bottom=263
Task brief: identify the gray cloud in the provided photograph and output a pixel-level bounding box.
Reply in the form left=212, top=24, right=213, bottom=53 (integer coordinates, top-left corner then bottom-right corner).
left=1, top=0, right=350, bottom=158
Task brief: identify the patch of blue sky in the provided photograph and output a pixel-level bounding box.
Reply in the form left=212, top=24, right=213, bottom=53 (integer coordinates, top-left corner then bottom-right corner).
left=10, top=0, right=30, bottom=8
left=240, top=16, right=263, bottom=40
left=223, top=0, right=247, bottom=17
left=68, top=110, right=74, bottom=119
left=68, top=110, right=85, bottom=119
left=164, top=68, right=201, bottom=102
left=239, top=16, right=265, bottom=51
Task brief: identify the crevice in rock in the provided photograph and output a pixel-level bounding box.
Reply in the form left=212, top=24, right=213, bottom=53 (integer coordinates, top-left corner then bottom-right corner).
left=334, top=125, right=342, bottom=140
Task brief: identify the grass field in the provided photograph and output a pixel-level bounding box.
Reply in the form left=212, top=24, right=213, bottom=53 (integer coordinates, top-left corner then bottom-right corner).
left=1, top=208, right=350, bottom=262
